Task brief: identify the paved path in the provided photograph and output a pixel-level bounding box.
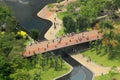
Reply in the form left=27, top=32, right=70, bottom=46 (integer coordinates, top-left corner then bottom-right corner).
left=24, top=30, right=101, bottom=57
left=70, top=53, right=111, bottom=76
left=37, top=0, right=76, bottom=40
left=37, top=5, right=62, bottom=40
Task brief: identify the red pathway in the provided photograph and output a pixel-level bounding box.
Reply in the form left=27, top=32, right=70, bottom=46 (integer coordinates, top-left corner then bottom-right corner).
left=24, top=30, right=102, bottom=57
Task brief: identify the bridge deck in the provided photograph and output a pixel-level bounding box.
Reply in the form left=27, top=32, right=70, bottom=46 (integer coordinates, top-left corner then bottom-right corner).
left=24, top=30, right=102, bottom=57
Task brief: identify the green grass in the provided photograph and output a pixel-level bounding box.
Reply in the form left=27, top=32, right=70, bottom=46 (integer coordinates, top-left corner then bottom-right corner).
left=28, top=61, right=71, bottom=80
left=56, top=27, right=65, bottom=37
left=56, top=12, right=68, bottom=37
left=56, top=11, right=76, bottom=37
left=47, top=3, right=54, bottom=8
left=57, top=11, right=75, bottom=20
left=57, top=11, right=69, bottom=20
left=82, top=48, right=120, bottom=80
left=95, top=72, right=120, bottom=80
left=41, top=63, right=71, bottom=80
left=82, top=49, right=120, bottom=67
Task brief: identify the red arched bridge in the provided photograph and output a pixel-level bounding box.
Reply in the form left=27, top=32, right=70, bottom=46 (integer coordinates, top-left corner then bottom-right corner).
left=24, top=30, right=102, bottom=57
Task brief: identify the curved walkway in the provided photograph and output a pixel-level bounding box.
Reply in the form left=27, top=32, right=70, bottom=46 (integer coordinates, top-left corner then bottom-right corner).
left=37, top=0, right=76, bottom=40
left=36, top=0, right=116, bottom=78
left=37, top=5, right=62, bottom=40
left=70, top=53, right=111, bottom=76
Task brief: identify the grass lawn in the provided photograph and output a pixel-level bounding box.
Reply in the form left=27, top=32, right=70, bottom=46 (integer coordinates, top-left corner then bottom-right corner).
left=82, top=49, right=120, bottom=67
left=82, top=48, right=120, bottom=80
left=95, top=72, right=120, bottom=80
left=28, top=61, right=71, bottom=80
left=41, top=63, right=71, bottom=80
left=57, top=11, right=75, bottom=20
left=56, top=12, right=68, bottom=37
left=56, top=27, right=65, bottom=37
left=57, top=11, right=69, bottom=20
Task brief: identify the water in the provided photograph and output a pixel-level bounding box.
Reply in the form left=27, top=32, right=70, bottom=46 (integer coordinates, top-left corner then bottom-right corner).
left=56, top=53, right=93, bottom=80
left=1, top=0, right=56, bottom=39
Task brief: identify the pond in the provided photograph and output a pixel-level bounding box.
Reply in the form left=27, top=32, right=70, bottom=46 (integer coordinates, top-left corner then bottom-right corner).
left=1, top=0, right=56, bottom=40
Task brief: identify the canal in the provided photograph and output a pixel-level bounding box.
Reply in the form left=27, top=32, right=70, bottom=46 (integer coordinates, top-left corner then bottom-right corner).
left=55, top=44, right=93, bottom=80
left=57, top=52, right=93, bottom=80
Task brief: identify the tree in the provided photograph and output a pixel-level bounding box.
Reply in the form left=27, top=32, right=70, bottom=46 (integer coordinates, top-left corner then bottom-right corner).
left=0, top=33, right=26, bottom=80
left=0, top=3, right=12, bottom=23
left=10, top=69, right=31, bottom=80
left=99, top=20, right=114, bottom=32
left=79, top=0, right=106, bottom=22
left=30, top=29, right=40, bottom=40
left=76, top=15, right=90, bottom=31
left=67, top=2, right=76, bottom=13
left=5, top=16, right=19, bottom=33
left=0, top=33, right=15, bottom=56
left=32, top=67, right=41, bottom=80
left=58, top=55, right=63, bottom=69
left=0, top=62, right=14, bottom=80
left=113, top=0, right=120, bottom=9
left=0, top=2, right=19, bottom=33
left=63, top=16, right=75, bottom=33
left=33, top=71, right=41, bottom=80
left=104, top=1, right=119, bottom=20
left=50, top=52, right=55, bottom=68
left=102, top=30, right=118, bottom=55
left=98, top=20, right=119, bottom=56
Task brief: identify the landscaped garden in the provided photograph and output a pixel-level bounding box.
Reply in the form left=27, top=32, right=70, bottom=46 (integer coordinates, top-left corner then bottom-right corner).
left=1, top=0, right=120, bottom=79
left=56, top=0, right=120, bottom=79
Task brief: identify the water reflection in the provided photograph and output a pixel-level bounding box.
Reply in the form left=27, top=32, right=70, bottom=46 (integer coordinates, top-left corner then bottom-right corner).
left=2, top=0, right=29, bottom=4
left=55, top=44, right=93, bottom=80
left=0, top=0, right=56, bottom=40
left=55, top=49, right=93, bottom=80
left=18, top=0, right=29, bottom=4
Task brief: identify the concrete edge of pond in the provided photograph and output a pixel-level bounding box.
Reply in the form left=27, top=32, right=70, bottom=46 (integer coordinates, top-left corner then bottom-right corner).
left=53, top=60, right=73, bottom=80
left=71, top=55, right=95, bottom=80
left=92, top=72, right=95, bottom=80
left=81, top=64, right=95, bottom=80
left=53, top=57, right=94, bottom=80
left=65, top=53, right=94, bottom=80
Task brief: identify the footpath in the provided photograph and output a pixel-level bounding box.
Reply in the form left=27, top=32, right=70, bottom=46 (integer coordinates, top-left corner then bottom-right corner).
left=37, top=0, right=76, bottom=40
left=70, top=53, right=111, bottom=76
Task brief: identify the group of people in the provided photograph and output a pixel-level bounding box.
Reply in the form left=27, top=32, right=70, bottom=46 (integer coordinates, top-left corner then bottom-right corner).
left=54, top=15, right=57, bottom=29
left=27, top=31, right=100, bottom=56
left=45, top=32, right=90, bottom=50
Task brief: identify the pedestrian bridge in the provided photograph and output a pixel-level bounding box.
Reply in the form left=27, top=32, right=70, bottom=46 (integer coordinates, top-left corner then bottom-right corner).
left=23, top=30, right=102, bottom=57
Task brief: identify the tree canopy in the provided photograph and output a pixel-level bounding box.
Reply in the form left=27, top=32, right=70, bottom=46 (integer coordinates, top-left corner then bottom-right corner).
left=0, top=2, right=18, bottom=33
